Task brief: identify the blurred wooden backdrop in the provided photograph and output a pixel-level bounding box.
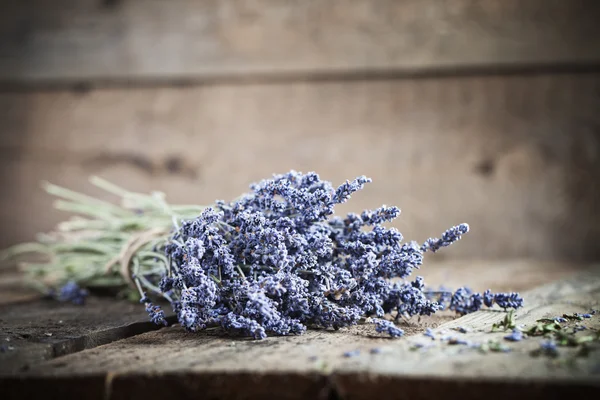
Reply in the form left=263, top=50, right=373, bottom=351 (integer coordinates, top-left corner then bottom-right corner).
left=0, top=0, right=599, bottom=261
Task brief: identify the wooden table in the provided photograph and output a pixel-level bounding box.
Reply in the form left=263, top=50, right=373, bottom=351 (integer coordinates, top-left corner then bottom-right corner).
left=1, top=260, right=599, bottom=399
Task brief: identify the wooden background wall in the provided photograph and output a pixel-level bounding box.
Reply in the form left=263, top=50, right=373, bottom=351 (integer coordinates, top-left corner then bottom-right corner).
left=0, top=0, right=599, bottom=261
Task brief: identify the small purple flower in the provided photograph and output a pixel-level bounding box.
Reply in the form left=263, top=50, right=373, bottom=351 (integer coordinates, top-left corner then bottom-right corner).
left=144, top=302, right=168, bottom=326
left=503, top=329, right=524, bottom=342
left=421, top=224, right=469, bottom=253
left=373, top=319, right=404, bottom=338
left=424, top=328, right=435, bottom=339
left=579, top=313, right=592, bottom=319
left=539, top=340, right=558, bottom=356
left=343, top=349, right=360, bottom=358
left=554, top=317, right=567, bottom=323
left=332, top=176, right=371, bottom=204
left=55, top=281, right=88, bottom=305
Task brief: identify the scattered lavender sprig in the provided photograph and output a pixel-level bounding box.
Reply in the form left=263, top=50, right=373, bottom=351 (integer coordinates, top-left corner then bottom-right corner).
left=156, top=171, right=524, bottom=339
left=52, top=281, right=88, bottom=305
left=503, top=329, right=524, bottom=342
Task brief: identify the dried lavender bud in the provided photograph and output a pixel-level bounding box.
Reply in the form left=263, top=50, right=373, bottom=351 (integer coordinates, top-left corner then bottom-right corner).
left=503, top=329, right=524, bottom=342
left=343, top=350, right=360, bottom=358
left=449, top=288, right=523, bottom=315
left=449, top=287, right=482, bottom=314
left=421, top=224, right=469, bottom=253
left=539, top=340, right=559, bottom=357
left=372, top=318, right=404, bottom=338
left=360, top=206, right=400, bottom=225
left=55, top=281, right=88, bottom=305
left=554, top=317, right=567, bottom=323
left=144, top=302, right=168, bottom=326
left=492, top=292, right=524, bottom=310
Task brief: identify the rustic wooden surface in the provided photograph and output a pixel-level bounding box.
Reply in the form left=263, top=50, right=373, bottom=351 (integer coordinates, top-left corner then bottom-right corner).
left=0, top=261, right=598, bottom=399
left=0, top=294, right=171, bottom=374
left=0, top=0, right=599, bottom=84
left=1, top=73, right=599, bottom=259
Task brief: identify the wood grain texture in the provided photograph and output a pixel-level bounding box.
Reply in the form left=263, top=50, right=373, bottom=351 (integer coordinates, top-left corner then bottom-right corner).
left=0, top=260, right=587, bottom=374
left=0, top=296, right=171, bottom=374
left=0, top=0, right=599, bottom=83
left=2, top=263, right=598, bottom=400
left=1, top=73, right=599, bottom=260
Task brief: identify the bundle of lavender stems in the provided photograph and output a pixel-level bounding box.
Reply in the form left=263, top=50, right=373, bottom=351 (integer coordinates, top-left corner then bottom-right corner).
left=1, top=171, right=523, bottom=339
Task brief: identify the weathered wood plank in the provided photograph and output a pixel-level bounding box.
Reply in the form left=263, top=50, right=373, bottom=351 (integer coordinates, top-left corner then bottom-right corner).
left=0, top=296, right=171, bottom=374
left=1, top=73, right=599, bottom=260
left=0, top=0, right=599, bottom=84
left=1, top=263, right=597, bottom=400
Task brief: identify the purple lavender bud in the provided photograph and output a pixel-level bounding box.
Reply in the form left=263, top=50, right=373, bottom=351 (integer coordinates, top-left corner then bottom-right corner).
left=343, top=349, right=360, bottom=358
left=492, top=292, right=524, bottom=310
left=539, top=340, right=558, bottom=356
left=421, top=223, right=469, bottom=253
left=424, top=328, right=435, bottom=339
left=158, top=277, right=174, bottom=293
left=483, top=289, right=494, bottom=308
left=332, top=176, right=371, bottom=204
left=145, top=302, right=168, bottom=326
left=56, top=281, right=88, bottom=305
left=373, top=318, right=404, bottom=338
left=360, top=206, right=400, bottom=225
left=554, top=317, right=567, bottom=323
left=503, top=329, right=524, bottom=342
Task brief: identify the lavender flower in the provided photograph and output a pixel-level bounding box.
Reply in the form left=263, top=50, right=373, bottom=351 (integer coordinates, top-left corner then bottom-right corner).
left=149, top=171, right=522, bottom=339
left=539, top=340, right=559, bottom=357
left=343, top=349, right=360, bottom=358
left=421, top=224, right=469, bottom=253
left=448, top=287, right=524, bottom=315
left=55, top=281, right=88, bottom=305
left=424, top=328, right=435, bottom=339
left=144, top=301, right=168, bottom=326
left=504, top=329, right=524, bottom=342
left=492, top=292, right=524, bottom=310
left=372, top=318, right=404, bottom=338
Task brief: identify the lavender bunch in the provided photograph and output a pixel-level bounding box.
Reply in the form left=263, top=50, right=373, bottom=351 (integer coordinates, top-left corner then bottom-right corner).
left=152, top=171, right=523, bottom=339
